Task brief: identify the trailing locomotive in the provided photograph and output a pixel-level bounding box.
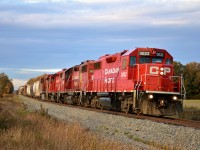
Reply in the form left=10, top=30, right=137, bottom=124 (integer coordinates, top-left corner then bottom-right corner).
left=21, top=47, right=186, bottom=116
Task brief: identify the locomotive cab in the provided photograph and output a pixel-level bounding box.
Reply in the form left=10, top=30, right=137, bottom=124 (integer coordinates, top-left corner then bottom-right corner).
left=127, top=48, right=185, bottom=116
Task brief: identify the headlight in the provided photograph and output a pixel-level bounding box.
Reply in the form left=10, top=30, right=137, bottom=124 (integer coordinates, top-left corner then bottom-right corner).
left=173, top=96, right=177, bottom=100
left=149, top=94, right=154, bottom=99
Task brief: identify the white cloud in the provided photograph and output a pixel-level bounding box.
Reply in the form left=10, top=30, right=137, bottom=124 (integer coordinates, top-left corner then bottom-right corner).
left=21, top=0, right=127, bottom=4
left=0, top=0, right=200, bottom=28
left=74, top=0, right=127, bottom=3
left=14, top=68, right=61, bottom=75
left=152, top=20, right=188, bottom=26
left=12, top=78, right=27, bottom=90
left=20, top=68, right=61, bottom=73
left=23, top=0, right=42, bottom=3
left=21, top=0, right=65, bottom=3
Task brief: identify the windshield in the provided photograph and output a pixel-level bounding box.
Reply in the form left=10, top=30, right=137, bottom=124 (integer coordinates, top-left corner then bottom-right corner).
left=152, top=58, right=163, bottom=63
left=139, top=57, right=163, bottom=64
left=139, top=57, right=151, bottom=64
left=166, top=58, right=172, bottom=64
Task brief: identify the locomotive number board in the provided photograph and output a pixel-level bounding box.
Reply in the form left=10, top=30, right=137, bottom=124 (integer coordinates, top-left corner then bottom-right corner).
left=139, top=51, right=164, bottom=57
left=156, top=52, right=164, bottom=57
left=139, top=51, right=150, bottom=56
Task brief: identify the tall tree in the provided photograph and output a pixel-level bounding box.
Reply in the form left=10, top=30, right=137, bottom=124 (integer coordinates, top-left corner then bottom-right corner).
left=0, top=73, right=14, bottom=97
left=183, top=62, right=200, bottom=99
left=173, top=61, right=185, bottom=76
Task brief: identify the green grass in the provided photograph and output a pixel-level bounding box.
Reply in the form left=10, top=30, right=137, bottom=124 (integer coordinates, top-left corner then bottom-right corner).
left=183, top=100, right=200, bottom=109
left=179, top=100, right=200, bottom=121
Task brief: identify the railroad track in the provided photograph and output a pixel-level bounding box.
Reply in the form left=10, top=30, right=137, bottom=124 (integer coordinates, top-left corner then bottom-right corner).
left=21, top=95, right=200, bottom=130
left=74, top=106, right=200, bottom=129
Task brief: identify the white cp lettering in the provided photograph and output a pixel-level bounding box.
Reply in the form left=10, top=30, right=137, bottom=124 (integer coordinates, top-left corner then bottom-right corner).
left=163, top=67, right=170, bottom=75
left=150, top=66, right=171, bottom=75
left=150, top=66, right=159, bottom=75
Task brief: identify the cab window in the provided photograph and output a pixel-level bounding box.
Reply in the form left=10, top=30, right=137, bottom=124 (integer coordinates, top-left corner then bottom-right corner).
left=166, top=58, right=172, bottom=64
left=82, top=65, right=87, bottom=72
left=94, top=62, right=101, bottom=70
left=130, top=56, right=136, bottom=67
left=152, top=58, right=163, bottom=63
left=139, top=57, right=150, bottom=64
left=122, top=58, right=127, bottom=69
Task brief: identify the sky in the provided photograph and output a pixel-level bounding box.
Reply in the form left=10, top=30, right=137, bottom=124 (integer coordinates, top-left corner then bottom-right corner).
left=0, top=0, right=200, bottom=90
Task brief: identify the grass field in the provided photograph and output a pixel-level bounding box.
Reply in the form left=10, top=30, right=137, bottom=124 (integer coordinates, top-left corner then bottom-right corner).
left=179, top=100, right=200, bottom=121
left=183, top=100, right=200, bottom=109
left=0, top=96, right=197, bottom=149
left=0, top=96, right=134, bottom=150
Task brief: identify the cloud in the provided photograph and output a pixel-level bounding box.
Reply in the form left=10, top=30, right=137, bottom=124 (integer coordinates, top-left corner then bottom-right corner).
left=0, top=0, right=200, bottom=28
left=22, top=0, right=67, bottom=3
left=0, top=68, right=60, bottom=76
left=0, top=68, right=13, bottom=71
left=74, top=0, right=127, bottom=4
left=21, top=0, right=127, bottom=4
left=22, top=0, right=42, bottom=3
left=12, top=78, right=27, bottom=90
left=20, top=68, right=61, bottom=73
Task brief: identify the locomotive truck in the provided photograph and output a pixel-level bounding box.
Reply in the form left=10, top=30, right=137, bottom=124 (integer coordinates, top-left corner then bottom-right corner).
left=22, top=47, right=186, bottom=116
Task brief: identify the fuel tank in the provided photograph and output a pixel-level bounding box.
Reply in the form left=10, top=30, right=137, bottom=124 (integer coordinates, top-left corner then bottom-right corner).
left=98, top=97, right=112, bottom=110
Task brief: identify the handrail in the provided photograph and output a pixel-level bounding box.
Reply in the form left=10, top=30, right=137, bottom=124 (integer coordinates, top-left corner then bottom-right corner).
left=181, top=75, right=186, bottom=99
left=140, top=73, right=185, bottom=96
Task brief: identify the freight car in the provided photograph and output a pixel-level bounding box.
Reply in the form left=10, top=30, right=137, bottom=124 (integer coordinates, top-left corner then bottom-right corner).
left=18, top=86, right=24, bottom=95
left=21, top=47, right=186, bottom=116
left=26, top=84, right=34, bottom=97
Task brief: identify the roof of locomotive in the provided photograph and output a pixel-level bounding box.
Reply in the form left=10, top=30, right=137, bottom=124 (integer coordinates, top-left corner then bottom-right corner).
left=98, top=50, right=128, bottom=59
left=122, top=47, right=172, bottom=58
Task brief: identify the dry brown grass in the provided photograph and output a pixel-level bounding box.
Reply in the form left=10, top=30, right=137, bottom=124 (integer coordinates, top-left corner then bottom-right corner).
left=0, top=96, right=134, bottom=150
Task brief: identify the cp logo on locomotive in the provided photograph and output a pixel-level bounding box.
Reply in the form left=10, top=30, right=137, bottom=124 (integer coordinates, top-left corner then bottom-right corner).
left=150, top=66, right=171, bottom=75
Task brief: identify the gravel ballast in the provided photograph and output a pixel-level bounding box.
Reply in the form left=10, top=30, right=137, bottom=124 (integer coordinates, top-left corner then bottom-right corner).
left=19, top=96, right=200, bottom=150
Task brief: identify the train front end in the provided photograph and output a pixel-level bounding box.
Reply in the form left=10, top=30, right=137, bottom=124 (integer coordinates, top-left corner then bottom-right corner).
left=135, top=48, right=185, bottom=116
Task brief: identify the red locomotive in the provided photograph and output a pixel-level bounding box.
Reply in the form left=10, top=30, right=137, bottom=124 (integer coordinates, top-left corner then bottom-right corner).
left=22, top=47, right=186, bottom=116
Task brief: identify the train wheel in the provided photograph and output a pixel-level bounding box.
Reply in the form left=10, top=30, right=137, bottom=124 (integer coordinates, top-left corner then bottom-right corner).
left=82, top=102, right=87, bottom=107
left=121, top=100, right=129, bottom=113
left=91, top=99, right=97, bottom=108
left=124, top=105, right=129, bottom=113
left=100, top=104, right=103, bottom=110
left=136, top=109, right=141, bottom=115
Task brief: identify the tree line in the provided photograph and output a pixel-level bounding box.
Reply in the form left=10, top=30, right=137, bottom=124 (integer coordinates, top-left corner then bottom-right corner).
left=0, top=73, right=14, bottom=97
left=174, top=61, right=200, bottom=99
